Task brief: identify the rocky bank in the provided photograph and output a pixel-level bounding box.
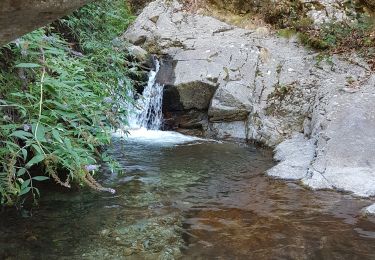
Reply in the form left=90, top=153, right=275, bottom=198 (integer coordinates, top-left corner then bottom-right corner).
left=123, top=0, right=375, bottom=211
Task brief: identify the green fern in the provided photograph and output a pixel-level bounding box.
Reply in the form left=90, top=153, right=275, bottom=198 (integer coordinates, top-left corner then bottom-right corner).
left=0, top=0, right=137, bottom=205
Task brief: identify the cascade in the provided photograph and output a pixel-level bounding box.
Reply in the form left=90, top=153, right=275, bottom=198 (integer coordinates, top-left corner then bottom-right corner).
left=129, top=58, right=164, bottom=130
left=118, top=58, right=201, bottom=144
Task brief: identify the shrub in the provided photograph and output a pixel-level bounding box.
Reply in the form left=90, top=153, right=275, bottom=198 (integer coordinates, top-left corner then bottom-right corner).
left=0, top=0, right=135, bottom=205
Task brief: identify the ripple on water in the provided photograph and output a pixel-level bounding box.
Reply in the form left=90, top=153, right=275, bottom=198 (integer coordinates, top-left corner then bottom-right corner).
left=0, top=135, right=375, bottom=259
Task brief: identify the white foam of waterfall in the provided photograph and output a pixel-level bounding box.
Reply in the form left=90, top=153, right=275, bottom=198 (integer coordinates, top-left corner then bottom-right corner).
left=114, top=58, right=202, bottom=145
left=128, top=59, right=163, bottom=130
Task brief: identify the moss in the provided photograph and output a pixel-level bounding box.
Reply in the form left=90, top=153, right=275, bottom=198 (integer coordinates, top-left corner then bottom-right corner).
left=276, top=64, right=283, bottom=74
left=292, top=17, right=314, bottom=31
left=297, top=32, right=330, bottom=50
left=278, top=28, right=297, bottom=39
left=267, top=83, right=295, bottom=104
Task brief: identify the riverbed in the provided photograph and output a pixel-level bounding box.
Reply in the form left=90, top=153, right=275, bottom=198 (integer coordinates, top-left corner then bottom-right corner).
left=1, top=130, right=375, bottom=259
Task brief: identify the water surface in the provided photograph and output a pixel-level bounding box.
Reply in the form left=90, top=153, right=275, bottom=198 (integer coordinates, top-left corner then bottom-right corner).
left=1, top=131, right=375, bottom=259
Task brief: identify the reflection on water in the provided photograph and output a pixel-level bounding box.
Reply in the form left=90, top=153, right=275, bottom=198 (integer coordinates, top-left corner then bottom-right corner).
left=1, top=133, right=375, bottom=259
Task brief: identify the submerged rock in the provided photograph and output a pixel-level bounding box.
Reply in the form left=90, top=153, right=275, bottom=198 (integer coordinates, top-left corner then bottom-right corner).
left=123, top=0, right=375, bottom=198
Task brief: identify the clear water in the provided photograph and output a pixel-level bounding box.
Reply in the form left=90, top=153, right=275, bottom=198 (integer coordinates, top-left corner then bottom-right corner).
left=1, top=135, right=375, bottom=259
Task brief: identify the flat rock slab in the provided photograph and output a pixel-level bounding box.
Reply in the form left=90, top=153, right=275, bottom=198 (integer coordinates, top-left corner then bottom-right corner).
left=303, top=80, right=375, bottom=197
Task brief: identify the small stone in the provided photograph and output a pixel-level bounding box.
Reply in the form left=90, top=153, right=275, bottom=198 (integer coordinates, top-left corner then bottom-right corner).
left=128, top=45, right=150, bottom=63
left=123, top=248, right=133, bottom=256
left=341, top=87, right=360, bottom=93
left=100, top=229, right=110, bottom=236
left=149, top=15, right=159, bottom=23
left=255, top=27, right=269, bottom=37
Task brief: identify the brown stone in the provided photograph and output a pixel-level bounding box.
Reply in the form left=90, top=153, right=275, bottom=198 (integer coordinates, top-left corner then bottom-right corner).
left=0, top=0, right=93, bottom=46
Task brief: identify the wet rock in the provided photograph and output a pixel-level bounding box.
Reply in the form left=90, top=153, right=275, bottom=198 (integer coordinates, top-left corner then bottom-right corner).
left=156, top=56, right=175, bottom=87
left=163, top=109, right=208, bottom=135
left=175, top=82, right=217, bottom=110
left=123, top=248, right=133, bottom=256
left=128, top=45, right=150, bottom=63
left=208, top=121, right=247, bottom=140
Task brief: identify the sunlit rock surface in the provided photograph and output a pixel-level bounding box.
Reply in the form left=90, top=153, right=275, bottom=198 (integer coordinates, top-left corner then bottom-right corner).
left=365, top=203, right=375, bottom=215
left=123, top=0, right=375, bottom=199
left=0, top=0, right=92, bottom=46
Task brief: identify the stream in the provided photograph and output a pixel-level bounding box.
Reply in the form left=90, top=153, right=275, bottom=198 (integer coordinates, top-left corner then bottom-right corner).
left=1, top=131, right=375, bottom=259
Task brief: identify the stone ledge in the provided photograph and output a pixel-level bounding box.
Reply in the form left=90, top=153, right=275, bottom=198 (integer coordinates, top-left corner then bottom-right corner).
left=0, top=0, right=93, bottom=46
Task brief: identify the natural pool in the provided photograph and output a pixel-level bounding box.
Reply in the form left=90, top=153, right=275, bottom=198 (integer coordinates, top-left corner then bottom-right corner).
left=1, top=130, right=375, bottom=259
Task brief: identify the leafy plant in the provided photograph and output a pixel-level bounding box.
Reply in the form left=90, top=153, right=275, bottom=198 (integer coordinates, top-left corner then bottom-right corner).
left=0, top=0, right=136, bottom=205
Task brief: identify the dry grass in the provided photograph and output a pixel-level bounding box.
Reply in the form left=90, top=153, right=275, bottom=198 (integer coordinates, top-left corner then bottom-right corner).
left=181, top=0, right=268, bottom=30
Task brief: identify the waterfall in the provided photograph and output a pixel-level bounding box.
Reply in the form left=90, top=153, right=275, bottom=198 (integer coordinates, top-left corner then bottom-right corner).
left=115, top=58, right=202, bottom=144
left=129, top=58, right=164, bottom=130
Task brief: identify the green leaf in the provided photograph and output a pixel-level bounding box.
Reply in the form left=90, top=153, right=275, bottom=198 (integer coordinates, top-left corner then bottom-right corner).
left=52, top=129, right=63, bottom=143
left=26, top=154, right=44, bottom=169
left=19, top=187, right=31, bottom=196
left=64, top=138, right=73, bottom=152
left=21, top=149, right=28, bottom=161
left=17, top=168, right=27, bottom=177
left=33, top=187, right=40, bottom=197
left=10, top=130, right=34, bottom=140
left=11, top=92, right=37, bottom=100
left=31, top=144, right=44, bottom=155
left=15, top=63, right=41, bottom=68
left=32, top=176, right=49, bottom=181
left=21, top=179, right=31, bottom=190
left=31, top=124, right=47, bottom=142
left=44, top=83, right=59, bottom=96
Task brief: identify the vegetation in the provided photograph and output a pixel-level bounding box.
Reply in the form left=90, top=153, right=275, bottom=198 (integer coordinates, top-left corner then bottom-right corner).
left=275, top=2, right=374, bottom=69
left=191, top=0, right=374, bottom=68
left=263, top=0, right=374, bottom=68
left=0, top=0, right=135, bottom=206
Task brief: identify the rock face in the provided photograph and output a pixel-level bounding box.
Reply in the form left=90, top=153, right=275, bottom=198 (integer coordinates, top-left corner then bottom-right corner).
left=0, top=0, right=92, bottom=46
left=123, top=0, right=375, bottom=199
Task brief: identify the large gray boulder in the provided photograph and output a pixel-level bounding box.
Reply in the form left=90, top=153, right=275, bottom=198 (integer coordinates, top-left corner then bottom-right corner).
left=123, top=0, right=318, bottom=144
left=123, top=0, right=375, bottom=200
